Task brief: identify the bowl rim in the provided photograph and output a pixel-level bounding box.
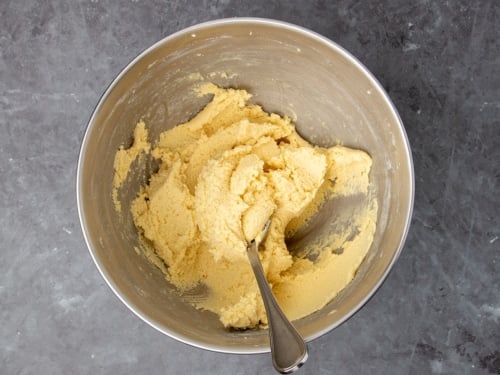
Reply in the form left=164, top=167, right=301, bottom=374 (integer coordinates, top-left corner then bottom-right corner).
left=76, top=16, right=415, bottom=354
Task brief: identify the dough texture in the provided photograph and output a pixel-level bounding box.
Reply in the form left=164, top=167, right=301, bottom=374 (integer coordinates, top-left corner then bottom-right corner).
left=113, top=84, right=377, bottom=329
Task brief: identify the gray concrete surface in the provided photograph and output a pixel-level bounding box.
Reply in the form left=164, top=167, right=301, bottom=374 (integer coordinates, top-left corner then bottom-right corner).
left=1, top=1, right=499, bottom=374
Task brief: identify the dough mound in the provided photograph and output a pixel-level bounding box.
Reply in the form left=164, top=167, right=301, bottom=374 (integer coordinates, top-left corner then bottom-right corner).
left=114, top=84, right=377, bottom=329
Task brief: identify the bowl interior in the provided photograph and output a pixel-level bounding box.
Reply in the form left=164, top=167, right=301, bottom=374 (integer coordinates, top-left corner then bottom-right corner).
left=78, top=18, right=413, bottom=353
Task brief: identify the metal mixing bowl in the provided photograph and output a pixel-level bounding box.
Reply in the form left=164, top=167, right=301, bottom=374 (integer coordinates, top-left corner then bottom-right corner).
left=77, top=18, right=414, bottom=353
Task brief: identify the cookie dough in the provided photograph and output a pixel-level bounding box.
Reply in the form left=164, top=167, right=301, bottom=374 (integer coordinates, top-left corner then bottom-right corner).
left=113, top=84, right=377, bottom=329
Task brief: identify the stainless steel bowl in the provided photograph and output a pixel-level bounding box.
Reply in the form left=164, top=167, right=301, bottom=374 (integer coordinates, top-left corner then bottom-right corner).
left=77, top=18, right=414, bottom=353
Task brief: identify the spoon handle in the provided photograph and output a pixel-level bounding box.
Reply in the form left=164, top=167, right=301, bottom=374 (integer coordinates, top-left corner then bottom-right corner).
left=247, top=240, right=308, bottom=374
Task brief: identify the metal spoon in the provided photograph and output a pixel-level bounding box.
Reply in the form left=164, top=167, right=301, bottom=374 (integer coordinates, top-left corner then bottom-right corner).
left=247, top=219, right=309, bottom=374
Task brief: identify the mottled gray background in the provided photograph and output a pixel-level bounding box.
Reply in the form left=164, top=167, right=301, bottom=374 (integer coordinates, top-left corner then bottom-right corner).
left=1, top=1, right=499, bottom=374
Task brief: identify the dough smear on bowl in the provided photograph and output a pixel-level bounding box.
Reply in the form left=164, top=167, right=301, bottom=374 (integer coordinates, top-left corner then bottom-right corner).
left=113, top=83, right=377, bottom=329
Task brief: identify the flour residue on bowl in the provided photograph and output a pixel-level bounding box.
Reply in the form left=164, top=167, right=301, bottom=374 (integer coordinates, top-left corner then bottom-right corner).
left=112, top=83, right=377, bottom=329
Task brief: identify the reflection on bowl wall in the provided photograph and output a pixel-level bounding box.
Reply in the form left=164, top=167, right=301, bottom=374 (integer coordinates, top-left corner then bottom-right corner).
left=77, top=18, right=414, bottom=354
